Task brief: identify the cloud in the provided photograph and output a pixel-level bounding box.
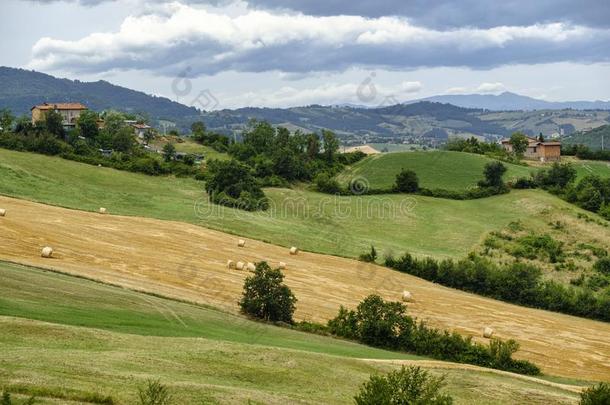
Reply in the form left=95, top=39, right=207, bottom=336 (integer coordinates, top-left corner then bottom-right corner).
left=27, top=2, right=610, bottom=76
left=445, top=87, right=469, bottom=94
left=401, top=81, right=422, bottom=93
left=28, top=0, right=610, bottom=29
left=476, top=82, right=506, bottom=93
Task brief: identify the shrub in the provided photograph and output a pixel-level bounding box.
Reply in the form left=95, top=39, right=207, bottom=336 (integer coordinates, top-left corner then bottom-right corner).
left=314, top=171, right=342, bottom=194
left=138, top=380, right=172, bottom=405
left=359, top=245, right=378, bottom=263
left=205, top=159, right=269, bottom=211
left=594, top=257, right=610, bottom=276
left=354, top=366, right=453, bottom=405
left=580, top=383, right=610, bottom=405
left=394, top=169, right=419, bottom=193
left=239, top=262, right=297, bottom=323
left=479, top=161, right=507, bottom=188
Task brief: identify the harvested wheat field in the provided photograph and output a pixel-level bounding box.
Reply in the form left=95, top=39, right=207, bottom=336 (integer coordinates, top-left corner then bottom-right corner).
left=0, top=195, right=609, bottom=381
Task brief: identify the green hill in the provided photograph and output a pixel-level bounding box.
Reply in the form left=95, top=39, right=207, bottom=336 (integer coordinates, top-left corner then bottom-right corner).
left=0, top=148, right=599, bottom=260
left=0, top=261, right=585, bottom=404
left=563, top=125, right=610, bottom=150
left=335, top=151, right=534, bottom=191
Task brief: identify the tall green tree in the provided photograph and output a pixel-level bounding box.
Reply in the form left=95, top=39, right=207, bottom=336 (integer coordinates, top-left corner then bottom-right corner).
left=322, top=130, right=339, bottom=163
left=76, top=110, right=99, bottom=139
left=162, top=143, right=176, bottom=162
left=306, top=133, right=320, bottom=160
left=0, top=109, right=15, bottom=133
left=103, top=110, right=127, bottom=136
left=239, top=261, right=297, bottom=323
left=394, top=169, right=419, bottom=193
left=44, top=109, right=65, bottom=138
left=480, top=161, right=507, bottom=188
left=509, top=132, right=529, bottom=157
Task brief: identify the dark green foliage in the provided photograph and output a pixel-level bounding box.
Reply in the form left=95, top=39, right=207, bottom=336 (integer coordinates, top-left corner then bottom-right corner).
left=239, top=262, right=297, bottom=323
left=514, top=234, right=564, bottom=263
left=328, top=295, right=540, bottom=375
left=322, top=130, right=339, bottom=163
left=580, top=383, right=610, bottom=405
left=354, top=366, right=453, bottom=405
left=138, top=380, right=172, bottom=405
left=567, top=175, right=610, bottom=213
left=0, top=109, right=15, bottom=132
left=205, top=159, right=268, bottom=211
left=534, top=162, right=577, bottom=190
left=385, top=253, right=610, bottom=322
left=359, top=246, right=378, bottom=263
left=394, top=169, right=419, bottom=193
left=43, top=109, right=65, bottom=138
left=594, top=257, right=610, bottom=276
left=162, top=143, right=176, bottom=162
left=479, top=161, right=507, bottom=188
left=314, top=171, right=342, bottom=194
left=76, top=110, right=100, bottom=139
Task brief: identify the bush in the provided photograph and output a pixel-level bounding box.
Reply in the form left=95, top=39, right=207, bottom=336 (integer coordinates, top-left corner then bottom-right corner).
left=594, top=257, right=610, bottom=276
left=314, top=171, right=342, bottom=194
left=328, top=295, right=540, bottom=375
left=580, top=383, right=610, bottom=405
left=205, top=159, right=269, bottom=211
left=394, top=169, right=419, bottom=193
left=359, top=245, right=378, bottom=263
left=239, top=262, right=297, bottom=323
left=354, top=366, right=453, bottom=405
left=479, top=161, right=506, bottom=188
left=138, top=380, right=172, bottom=405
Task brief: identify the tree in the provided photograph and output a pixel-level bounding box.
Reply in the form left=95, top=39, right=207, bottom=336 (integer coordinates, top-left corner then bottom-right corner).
left=509, top=132, right=529, bottom=157
left=191, top=121, right=206, bottom=135
left=143, top=129, right=155, bottom=145
left=479, top=161, right=507, bottom=188
left=102, top=110, right=127, bottom=136
left=112, top=126, right=136, bottom=153
left=0, top=109, right=15, bottom=133
left=580, top=383, right=610, bottom=405
left=138, top=380, right=172, bottom=405
left=76, top=110, right=99, bottom=139
left=354, top=366, right=453, bottom=405
left=535, top=162, right=577, bottom=189
left=205, top=159, right=268, bottom=211
left=306, top=133, right=320, bottom=160
left=322, top=130, right=339, bottom=163
left=239, top=261, right=297, bottom=323
left=538, top=132, right=545, bottom=142
left=394, top=169, right=419, bottom=193
left=162, top=143, right=176, bottom=162
left=359, top=245, right=378, bottom=263
left=44, top=109, right=65, bottom=138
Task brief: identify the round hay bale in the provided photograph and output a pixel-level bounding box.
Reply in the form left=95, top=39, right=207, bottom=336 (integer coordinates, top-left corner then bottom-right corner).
left=0, top=208, right=6, bottom=217
left=289, top=246, right=299, bottom=255
left=401, top=290, right=413, bottom=302
left=246, top=262, right=256, bottom=271
left=238, top=239, right=246, bottom=247
left=483, top=327, right=494, bottom=338
left=99, top=207, right=107, bottom=214
left=41, top=246, right=53, bottom=258
left=278, top=261, right=287, bottom=270
left=236, top=261, right=245, bottom=270
left=227, top=260, right=235, bottom=269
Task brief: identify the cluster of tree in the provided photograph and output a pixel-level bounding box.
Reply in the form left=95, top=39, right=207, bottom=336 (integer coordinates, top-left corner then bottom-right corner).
left=198, top=120, right=364, bottom=210
left=514, top=162, right=610, bottom=220
left=445, top=135, right=521, bottom=164
left=190, top=121, right=230, bottom=152
left=0, top=108, right=199, bottom=178
left=385, top=253, right=610, bottom=322
left=563, top=143, right=610, bottom=162
left=354, top=366, right=453, bottom=405
left=327, top=295, right=540, bottom=375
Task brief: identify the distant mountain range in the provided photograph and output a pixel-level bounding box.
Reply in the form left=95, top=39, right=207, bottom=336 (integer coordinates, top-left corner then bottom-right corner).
left=1, top=66, right=609, bottom=143
left=412, top=92, right=610, bottom=111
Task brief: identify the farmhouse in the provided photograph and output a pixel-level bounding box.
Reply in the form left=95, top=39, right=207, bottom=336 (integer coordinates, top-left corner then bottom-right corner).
left=501, top=136, right=561, bottom=162
left=31, top=102, right=88, bottom=129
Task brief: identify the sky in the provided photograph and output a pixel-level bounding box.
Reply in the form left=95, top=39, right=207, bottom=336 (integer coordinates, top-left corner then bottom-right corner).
left=1, top=0, right=609, bottom=110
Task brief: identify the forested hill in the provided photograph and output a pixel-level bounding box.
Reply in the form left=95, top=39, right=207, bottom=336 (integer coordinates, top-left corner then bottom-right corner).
left=0, top=67, right=199, bottom=120
left=563, top=125, right=610, bottom=150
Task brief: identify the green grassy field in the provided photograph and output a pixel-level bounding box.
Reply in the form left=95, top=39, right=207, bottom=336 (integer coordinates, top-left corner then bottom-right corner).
left=0, top=262, right=585, bottom=404
left=335, top=151, right=534, bottom=191
left=0, top=148, right=600, bottom=259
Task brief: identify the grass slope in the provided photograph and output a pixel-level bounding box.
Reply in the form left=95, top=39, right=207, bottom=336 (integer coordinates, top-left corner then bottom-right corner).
left=335, top=151, right=533, bottom=191
left=0, top=148, right=602, bottom=259
left=0, top=262, right=584, bottom=404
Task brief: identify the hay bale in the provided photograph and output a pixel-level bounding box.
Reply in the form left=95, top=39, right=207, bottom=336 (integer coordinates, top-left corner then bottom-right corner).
left=401, top=290, right=413, bottom=302
left=41, top=246, right=53, bottom=258
left=483, top=327, right=494, bottom=339
left=99, top=207, right=107, bottom=214
left=289, top=246, right=299, bottom=255
left=278, top=261, right=287, bottom=270
left=0, top=208, right=6, bottom=217
left=246, top=262, right=256, bottom=271
left=227, top=259, right=235, bottom=269
left=236, top=261, right=245, bottom=270
left=238, top=239, right=246, bottom=247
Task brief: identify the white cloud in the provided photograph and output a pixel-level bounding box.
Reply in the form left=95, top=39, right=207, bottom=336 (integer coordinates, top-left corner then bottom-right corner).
left=401, top=81, right=422, bottom=93
left=476, top=82, right=506, bottom=93
left=27, top=2, right=610, bottom=76
left=445, top=87, right=469, bottom=94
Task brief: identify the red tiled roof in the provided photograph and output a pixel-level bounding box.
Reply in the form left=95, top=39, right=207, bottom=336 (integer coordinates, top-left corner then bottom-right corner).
left=31, top=103, right=88, bottom=111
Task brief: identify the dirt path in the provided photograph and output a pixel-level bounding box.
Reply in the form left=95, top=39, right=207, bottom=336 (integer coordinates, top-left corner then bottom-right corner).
left=0, top=196, right=608, bottom=381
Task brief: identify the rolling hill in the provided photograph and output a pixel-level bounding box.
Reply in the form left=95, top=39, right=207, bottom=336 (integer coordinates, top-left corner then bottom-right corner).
left=563, top=124, right=610, bottom=150
left=335, top=151, right=534, bottom=191
left=0, top=261, right=586, bottom=404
